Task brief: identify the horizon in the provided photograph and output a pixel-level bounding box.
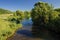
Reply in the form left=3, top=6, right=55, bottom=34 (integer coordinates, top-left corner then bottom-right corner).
left=0, top=0, right=60, bottom=11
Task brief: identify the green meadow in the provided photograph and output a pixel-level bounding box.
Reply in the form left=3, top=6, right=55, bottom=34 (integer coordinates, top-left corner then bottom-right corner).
left=0, top=9, right=22, bottom=40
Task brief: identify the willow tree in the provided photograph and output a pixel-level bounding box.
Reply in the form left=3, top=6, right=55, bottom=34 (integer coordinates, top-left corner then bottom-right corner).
left=31, top=2, right=59, bottom=37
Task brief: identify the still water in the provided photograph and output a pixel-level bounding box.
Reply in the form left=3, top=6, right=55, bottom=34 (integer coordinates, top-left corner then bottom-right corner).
left=21, top=18, right=33, bottom=30
left=17, top=18, right=33, bottom=37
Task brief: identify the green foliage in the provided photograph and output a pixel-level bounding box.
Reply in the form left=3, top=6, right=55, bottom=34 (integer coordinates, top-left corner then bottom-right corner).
left=54, top=8, right=60, bottom=12
left=31, top=2, right=53, bottom=25
left=0, top=10, right=22, bottom=40
left=0, top=1, right=60, bottom=39
left=0, top=19, right=22, bottom=40
left=24, top=11, right=31, bottom=19
left=31, top=2, right=60, bottom=37
left=8, top=10, right=25, bottom=24
left=16, top=10, right=24, bottom=20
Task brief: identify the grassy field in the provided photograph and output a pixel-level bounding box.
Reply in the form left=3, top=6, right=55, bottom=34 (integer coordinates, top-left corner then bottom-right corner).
left=0, top=14, right=22, bottom=40
left=0, top=14, right=13, bottom=19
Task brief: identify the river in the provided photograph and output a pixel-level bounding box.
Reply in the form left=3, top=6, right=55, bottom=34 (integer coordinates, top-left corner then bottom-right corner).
left=7, top=18, right=58, bottom=40
left=17, top=18, right=33, bottom=37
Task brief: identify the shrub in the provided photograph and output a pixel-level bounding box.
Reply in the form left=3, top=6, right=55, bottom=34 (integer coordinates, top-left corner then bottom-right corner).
left=31, top=2, right=60, bottom=37
left=0, top=19, right=22, bottom=40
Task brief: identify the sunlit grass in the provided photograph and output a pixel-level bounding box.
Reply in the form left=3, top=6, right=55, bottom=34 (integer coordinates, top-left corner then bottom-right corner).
left=0, top=14, right=22, bottom=40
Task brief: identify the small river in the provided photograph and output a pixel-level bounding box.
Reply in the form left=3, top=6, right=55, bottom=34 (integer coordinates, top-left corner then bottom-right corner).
left=8, top=18, right=59, bottom=40
left=7, top=18, right=43, bottom=40
left=16, top=18, right=59, bottom=40
left=17, top=18, right=33, bottom=37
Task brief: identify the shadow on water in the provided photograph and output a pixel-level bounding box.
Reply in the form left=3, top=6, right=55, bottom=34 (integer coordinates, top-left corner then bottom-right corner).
left=16, top=18, right=60, bottom=40
left=17, top=18, right=33, bottom=37
left=17, top=30, right=33, bottom=37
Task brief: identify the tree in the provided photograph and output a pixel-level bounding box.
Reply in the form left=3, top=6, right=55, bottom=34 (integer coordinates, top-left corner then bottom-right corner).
left=31, top=2, right=60, bottom=37
left=31, top=2, right=53, bottom=26
left=16, top=10, right=24, bottom=19
left=8, top=10, right=24, bottom=24
left=24, top=11, right=30, bottom=19
left=54, top=8, right=60, bottom=13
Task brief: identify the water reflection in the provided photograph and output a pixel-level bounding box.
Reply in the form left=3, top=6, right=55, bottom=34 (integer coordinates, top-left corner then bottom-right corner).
left=16, top=18, right=60, bottom=40
left=21, top=18, right=33, bottom=30
left=17, top=30, right=32, bottom=37
left=21, top=18, right=33, bottom=26
left=17, top=18, right=33, bottom=37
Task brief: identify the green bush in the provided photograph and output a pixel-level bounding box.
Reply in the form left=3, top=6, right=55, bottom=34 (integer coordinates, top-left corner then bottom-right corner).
left=31, top=2, right=60, bottom=37
left=0, top=19, right=22, bottom=40
left=0, top=10, right=22, bottom=40
left=24, top=11, right=31, bottom=19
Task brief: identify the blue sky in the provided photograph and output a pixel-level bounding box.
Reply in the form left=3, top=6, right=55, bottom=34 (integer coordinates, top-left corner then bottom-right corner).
left=0, top=0, right=60, bottom=11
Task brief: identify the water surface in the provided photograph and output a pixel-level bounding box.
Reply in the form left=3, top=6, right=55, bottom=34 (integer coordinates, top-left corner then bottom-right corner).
left=17, top=18, right=33, bottom=37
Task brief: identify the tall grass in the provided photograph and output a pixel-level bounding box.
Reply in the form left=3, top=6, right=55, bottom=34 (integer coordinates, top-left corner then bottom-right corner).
left=0, top=14, right=22, bottom=40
